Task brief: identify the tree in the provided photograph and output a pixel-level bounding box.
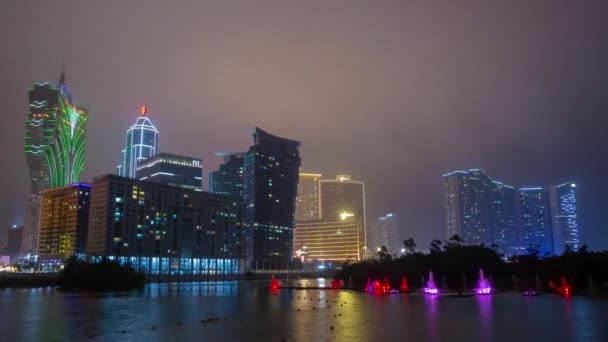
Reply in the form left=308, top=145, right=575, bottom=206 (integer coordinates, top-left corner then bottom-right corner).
left=376, top=245, right=392, bottom=263
left=430, top=239, right=443, bottom=254
left=444, top=234, right=463, bottom=249
left=403, top=238, right=417, bottom=254
left=526, top=244, right=542, bottom=258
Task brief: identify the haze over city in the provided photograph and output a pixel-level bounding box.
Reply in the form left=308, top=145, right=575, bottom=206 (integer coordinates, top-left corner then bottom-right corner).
left=2, top=0, right=607, bottom=250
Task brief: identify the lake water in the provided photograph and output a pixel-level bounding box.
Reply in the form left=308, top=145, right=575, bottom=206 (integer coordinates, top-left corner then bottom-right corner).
left=1, top=278, right=607, bottom=341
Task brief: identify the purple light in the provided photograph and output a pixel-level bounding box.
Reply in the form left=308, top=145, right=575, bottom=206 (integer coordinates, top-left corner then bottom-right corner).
left=475, top=268, right=493, bottom=295
left=424, top=288, right=439, bottom=294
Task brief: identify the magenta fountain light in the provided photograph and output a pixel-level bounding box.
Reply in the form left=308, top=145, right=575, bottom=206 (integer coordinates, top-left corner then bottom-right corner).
left=475, top=268, right=493, bottom=295
left=424, top=271, right=439, bottom=295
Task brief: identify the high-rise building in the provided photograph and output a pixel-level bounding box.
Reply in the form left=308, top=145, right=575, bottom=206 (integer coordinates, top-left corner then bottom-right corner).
left=1, top=225, right=24, bottom=261
left=369, top=213, right=400, bottom=255
left=21, top=194, right=43, bottom=256
left=293, top=216, right=363, bottom=262
left=549, top=182, right=580, bottom=255
left=38, top=183, right=91, bottom=265
left=117, top=106, right=159, bottom=178
left=489, top=181, right=519, bottom=256
left=517, top=187, right=553, bottom=255
left=25, top=71, right=88, bottom=193
left=243, top=128, right=301, bottom=264
left=209, top=152, right=245, bottom=198
left=86, top=174, right=245, bottom=275
left=136, top=153, right=203, bottom=191
left=295, top=173, right=322, bottom=221
left=320, top=175, right=366, bottom=257
left=443, top=169, right=492, bottom=245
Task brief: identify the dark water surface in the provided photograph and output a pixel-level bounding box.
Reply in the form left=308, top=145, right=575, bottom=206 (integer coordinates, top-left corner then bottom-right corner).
left=1, top=278, right=607, bottom=341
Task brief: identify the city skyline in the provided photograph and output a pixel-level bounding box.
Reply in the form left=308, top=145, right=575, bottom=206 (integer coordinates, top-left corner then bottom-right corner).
left=2, top=1, right=607, bottom=251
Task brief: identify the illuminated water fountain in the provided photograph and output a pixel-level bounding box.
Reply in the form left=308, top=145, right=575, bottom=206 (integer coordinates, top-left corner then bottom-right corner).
left=400, top=276, right=409, bottom=292
left=475, top=268, right=493, bottom=295
left=424, top=271, right=439, bottom=295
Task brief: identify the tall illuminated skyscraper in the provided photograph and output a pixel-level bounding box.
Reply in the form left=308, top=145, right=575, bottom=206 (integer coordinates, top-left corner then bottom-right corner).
left=295, top=173, right=322, bottom=221
left=549, top=182, right=579, bottom=255
left=25, top=70, right=88, bottom=193
left=369, top=213, right=399, bottom=255
left=243, top=128, right=301, bottom=264
left=489, top=181, right=519, bottom=255
left=517, top=187, right=553, bottom=255
left=443, top=169, right=492, bottom=245
left=320, top=175, right=366, bottom=257
left=117, top=106, right=159, bottom=178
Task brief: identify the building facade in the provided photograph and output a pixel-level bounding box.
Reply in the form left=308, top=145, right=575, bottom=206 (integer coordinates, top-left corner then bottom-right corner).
left=294, top=217, right=363, bottom=262
left=517, top=187, right=554, bottom=255
left=319, top=175, right=366, bottom=258
left=243, top=128, right=301, bottom=264
left=295, top=173, right=322, bottom=221
left=209, top=152, right=245, bottom=198
left=38, top=184, right=91, bottom=264
left=117, top=106, right=159, bottom=178
left=136, top=153, right=203, bottom=191
left=443, top=169, right=492, bottom=245
left=21, top=194, right=43, bottom=256
left=25, top=71, right=88, bottom=193
left=86, top=174, right=245, bottom=274
left=489, top=181, right=519, bottom=255
left=369, top=213, right=400, bottom=255
left=548, top=182, right=580, bottom=255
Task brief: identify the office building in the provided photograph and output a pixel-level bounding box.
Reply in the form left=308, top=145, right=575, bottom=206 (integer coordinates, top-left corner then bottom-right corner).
left=369, top=213, right=400, bottom=255
left=296, top=173, right=322, bottom=221
left=25, top=70, right=88, bottom=193
left=86, top=174, right=245, bottom=275
left=549, top=182, right=580, bottom=255
left=517, top=187, right=554, bottom=255
left=243, top=128, right=301, bottom=264
left=294, top=216, right=364, bottom=262
left=209, top=152, right=245, bottom=198
left=21, top=194, right=43, bottom=256
left=136, top=153, right=203, bottom=191
left=38, top=184, right=91, bottom=265
left=117, top=106, right=159, bottom=178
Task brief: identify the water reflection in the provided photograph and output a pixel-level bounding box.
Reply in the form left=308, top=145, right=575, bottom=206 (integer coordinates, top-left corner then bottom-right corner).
left=1, top=283, right=608, bottom=341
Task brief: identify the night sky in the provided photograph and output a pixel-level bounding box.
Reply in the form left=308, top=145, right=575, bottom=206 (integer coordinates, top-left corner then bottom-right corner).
left=1, top=1, right=607, bottom=250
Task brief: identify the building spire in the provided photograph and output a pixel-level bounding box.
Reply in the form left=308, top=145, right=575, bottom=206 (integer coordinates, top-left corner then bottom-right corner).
left=58, top=61, right=72, bottom=102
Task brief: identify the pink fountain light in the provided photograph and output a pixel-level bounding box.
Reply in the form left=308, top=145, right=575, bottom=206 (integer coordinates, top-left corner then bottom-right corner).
left=424, top=271, right=439, bottom=295
left=475, top=268, right=493, bottom=295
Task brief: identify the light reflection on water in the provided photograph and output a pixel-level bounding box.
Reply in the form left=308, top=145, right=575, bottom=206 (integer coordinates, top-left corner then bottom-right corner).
left=1, top=280, right=608, bottom=341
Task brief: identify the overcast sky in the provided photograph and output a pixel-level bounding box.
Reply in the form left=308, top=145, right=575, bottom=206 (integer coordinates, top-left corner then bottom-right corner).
left=1, top=0, right=607, bottom=249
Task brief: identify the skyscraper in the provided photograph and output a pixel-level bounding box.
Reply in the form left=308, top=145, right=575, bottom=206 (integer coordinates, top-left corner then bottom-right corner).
left=443, top=169, right=492, bottom=245
left=320, top=175, right=366, bottom=257
left=369, top=213, right=400, bottom=255
left=21, top=194, right=43, bottom=256
left=295, top=173, right=322, bottom=221
left=517, top=187, right=553, bottom=255
left=136, top=153, right=203, bottom=191
left=117, top=106, right=159, bottom=178
left=243, top=128, right=301, bottom=264
left=549, top=182, right=580, bottom=255
left=38, top=183, right=91, bottom=265
left=209, top=152, right=245, bottom=198
left=489, top=181, right=519, bottom=255
left=25, top=71, right=88, bottom=193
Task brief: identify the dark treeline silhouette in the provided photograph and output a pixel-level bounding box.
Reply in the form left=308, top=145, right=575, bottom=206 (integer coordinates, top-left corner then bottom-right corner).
left=336, top=235, right=608, bottom=292
left=58, top=256, right=145, bottom=291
